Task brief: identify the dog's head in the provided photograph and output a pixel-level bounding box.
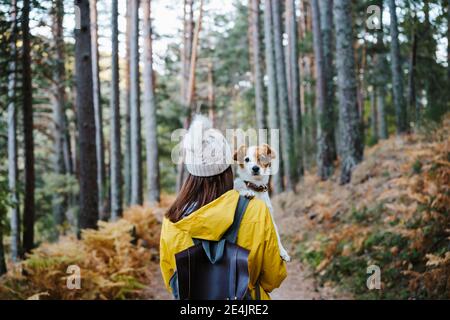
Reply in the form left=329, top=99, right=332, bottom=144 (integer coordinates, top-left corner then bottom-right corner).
left=233, top=144, right=276, bottom=182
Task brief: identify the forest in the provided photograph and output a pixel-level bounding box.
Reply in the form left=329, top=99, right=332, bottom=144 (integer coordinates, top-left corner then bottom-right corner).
left=0, top=0, right=448, bottom=300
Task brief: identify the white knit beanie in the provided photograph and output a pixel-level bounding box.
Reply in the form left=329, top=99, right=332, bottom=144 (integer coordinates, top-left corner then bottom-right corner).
left=183, top=114, right=232, bottom=177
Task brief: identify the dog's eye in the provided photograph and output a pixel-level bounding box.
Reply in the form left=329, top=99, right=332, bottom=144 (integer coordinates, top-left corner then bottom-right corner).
left=244, top=157, right=250, bottom=163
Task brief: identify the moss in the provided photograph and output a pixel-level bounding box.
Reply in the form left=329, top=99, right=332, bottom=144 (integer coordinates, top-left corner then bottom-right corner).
left=412, top=159, right=423, bottom=174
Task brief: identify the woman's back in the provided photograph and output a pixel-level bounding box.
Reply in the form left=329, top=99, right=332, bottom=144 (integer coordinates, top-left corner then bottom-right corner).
left=160, top=190, right=287, bottom=300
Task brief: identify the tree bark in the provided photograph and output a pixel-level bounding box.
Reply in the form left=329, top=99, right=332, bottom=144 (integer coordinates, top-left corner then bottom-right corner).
left=110, top=0, right=122, bottom=220
left=51, top=0, right=67, bottom=229
left=377, top=84, right=388, bottom=139
left=333, top=0, right=364, bottom=184
left=8, top=0, right=20, bottom=262
left=143, top=0, right=161, bottom=204
left=0, top=220, right=6, bottom=275
left=263, top=0, right=282, bottom=194
left=318, top=0, right=337, bottom=160
left=311, top=0, right=335, bottom=180
left=408, top=24, right=418, bottom=125
left=448, top=1, right=450, bottom=83
left=75, top=0, right=99, bottom=232
left=124, top=0, right=132, bottom=206
left=374, top=0, right=388, bottom=140
left=387, top=0, right=408, bottom=134
left=370, top=87, right=378, bottom=141
left=177, top=0, right=203, bottom=192
left=186, top=0, right=203, bottom=112
left=130, top=0, right=143, bottom=205
left=286, top=0, right=303, bottom=180
left=250, top=0, right=266, bottom=129
left=90, top=0, right=107, bottom=219
left=271, top=0, right=294, bottom=191
left=22, top=0, right=35, bottom=254
left=181, top=0, right=194, bottom=103
left=176, top=0, right=194, bottom=193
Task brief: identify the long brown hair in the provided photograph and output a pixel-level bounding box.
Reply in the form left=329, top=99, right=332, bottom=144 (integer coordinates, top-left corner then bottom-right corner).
left=166, top=166, right=234, bottom=223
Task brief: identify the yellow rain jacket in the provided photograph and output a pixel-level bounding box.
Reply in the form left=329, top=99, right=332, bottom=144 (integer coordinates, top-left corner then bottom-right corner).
left=159, top=190, right=287, bottom=300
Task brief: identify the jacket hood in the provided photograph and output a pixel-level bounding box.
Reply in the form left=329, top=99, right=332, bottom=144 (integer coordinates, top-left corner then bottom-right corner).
left=172, top=190, right=240, bottom=241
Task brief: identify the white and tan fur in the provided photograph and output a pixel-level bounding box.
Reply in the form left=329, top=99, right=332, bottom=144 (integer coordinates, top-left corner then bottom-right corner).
left=233, top=144, right=291, bottom=262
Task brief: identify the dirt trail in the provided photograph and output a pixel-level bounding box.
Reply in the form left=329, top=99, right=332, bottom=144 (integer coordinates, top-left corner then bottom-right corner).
left=270, top=258, right=352, bottom=300
left=270, top=259, right=321, bottom=299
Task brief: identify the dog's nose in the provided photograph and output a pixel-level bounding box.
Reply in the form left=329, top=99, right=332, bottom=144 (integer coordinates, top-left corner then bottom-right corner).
left=252, top=166, right=260, bottom=173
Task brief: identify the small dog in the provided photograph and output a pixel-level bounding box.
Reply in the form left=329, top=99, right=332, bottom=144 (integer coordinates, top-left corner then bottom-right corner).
left=233, top=144, right=291, bottom=262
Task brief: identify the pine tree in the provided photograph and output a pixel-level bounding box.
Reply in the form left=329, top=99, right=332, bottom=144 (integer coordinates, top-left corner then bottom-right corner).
left=22, top=0, right=35, bottom=254
left=333, top=0, right=364, bottom=184
left=388, top=0, right=408, bottom=133
left=143, top=0, right=161, bottom=204
left=110, top=0, right=122, bottom=220
left=75, top=0, right=99, bottom=231
left=271, top=0, right=295, bottom=191
left=130, top=0, right=143, bottom=205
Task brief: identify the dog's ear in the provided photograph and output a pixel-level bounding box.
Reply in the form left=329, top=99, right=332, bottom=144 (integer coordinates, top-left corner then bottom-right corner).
left=233, top=145, right=247, bottom=163
left=261, top=144, right=276, bottom=159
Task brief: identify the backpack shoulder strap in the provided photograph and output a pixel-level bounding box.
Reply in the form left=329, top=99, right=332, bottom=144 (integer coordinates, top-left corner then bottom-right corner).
left=224, top=195, right=250, bottom=244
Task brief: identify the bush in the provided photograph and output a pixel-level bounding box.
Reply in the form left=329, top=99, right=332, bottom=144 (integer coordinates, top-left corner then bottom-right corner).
left=0, top=206, right=162, bottom=300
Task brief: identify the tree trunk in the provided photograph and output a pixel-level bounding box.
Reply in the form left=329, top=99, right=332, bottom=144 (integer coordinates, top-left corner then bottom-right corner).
left=143, top=0, right=161, bottom=204
left=75, top=0, right=99, bottom=232
left=124, top=0, right=132, bottom=206
left=22, top=0, right=35, bottom=254
left=374, top=0, right=388, bottom=140
left=89, top=0, right=108, bottom=219
left=263, top=0, right=282, bottom=194
left=370, top=87, right=378, bottom=141
left=186, top=0, right=203, bottom=112
left=177, top=0, right=203, bottom=192
left=51, top=0, right=67, bottom=229
left=408, top=27, right=418, bottom=126
left=311, top=0, right=335, bottom=180
left=286, top=0, right=303, bottom=180
left=448, top=2, right=450, bottom=83
left=387, top=0, right=408, bottom=134
left=333, top=0, right=363, bottom=184
left=298, top=0, right=314, bottom=170
left=130, top=0, right=143, bottom=205
left=8, top=0, right=20, bottom=262
left=176, top=0, right=194, bottom=193
left=181, top=0, right=194, bottom=103
left=110, top=0, right=122, bottom=220
left=377, top=85, right=388, bottom=139
left=318, top=0, right=337, bottom=160
left=271, top=0, right=294, bottom=191
left=250, top=0, right=266, bottom=129
left=0, top=221, right=6, bottom=275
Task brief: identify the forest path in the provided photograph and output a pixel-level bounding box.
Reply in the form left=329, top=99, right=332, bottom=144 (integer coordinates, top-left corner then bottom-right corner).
left=270, top=257, right=352, bottom=300
left=270, top=259, right=321, bottom=299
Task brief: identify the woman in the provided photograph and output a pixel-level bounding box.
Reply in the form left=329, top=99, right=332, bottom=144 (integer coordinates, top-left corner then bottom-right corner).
left=159, top=115, right=286, bottom=299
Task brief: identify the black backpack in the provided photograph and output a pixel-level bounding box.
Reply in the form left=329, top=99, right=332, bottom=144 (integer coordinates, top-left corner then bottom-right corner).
left=170, top=196, right=257, bottom=300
